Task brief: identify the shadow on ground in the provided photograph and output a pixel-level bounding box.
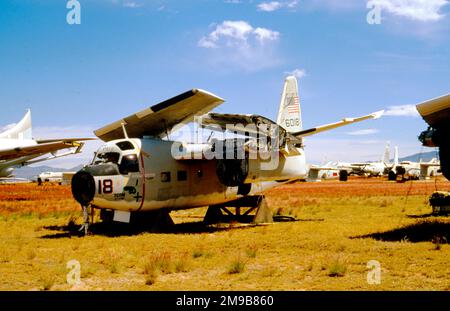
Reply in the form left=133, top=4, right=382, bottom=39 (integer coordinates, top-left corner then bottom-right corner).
left=40, top=221, right=257, bottom=238
left=39, top=214, right=318, bottom=239
left=354, top=220, right=450, bottom=243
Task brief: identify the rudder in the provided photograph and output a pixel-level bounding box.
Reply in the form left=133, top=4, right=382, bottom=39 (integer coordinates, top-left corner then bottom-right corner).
left=276, top=76, right=302, bottom=133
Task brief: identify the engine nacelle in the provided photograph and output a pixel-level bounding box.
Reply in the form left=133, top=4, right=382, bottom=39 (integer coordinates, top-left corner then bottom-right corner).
left=419, top=126, right=450, bottom=180
left=439, top=143, right=450, bottom=180
left=216, top=158, right=249, bottom=187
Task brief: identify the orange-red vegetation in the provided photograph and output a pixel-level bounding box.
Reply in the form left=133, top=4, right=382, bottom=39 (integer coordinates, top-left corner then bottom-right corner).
left=0, top=184, right=79, bottom=217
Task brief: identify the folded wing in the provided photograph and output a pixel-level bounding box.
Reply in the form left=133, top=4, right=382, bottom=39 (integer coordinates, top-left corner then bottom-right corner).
left=95, top=89, right=225, bottom=142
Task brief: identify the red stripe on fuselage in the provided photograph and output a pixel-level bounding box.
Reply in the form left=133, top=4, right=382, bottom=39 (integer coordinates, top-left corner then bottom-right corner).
left=137, top=151, right=146, bottom=211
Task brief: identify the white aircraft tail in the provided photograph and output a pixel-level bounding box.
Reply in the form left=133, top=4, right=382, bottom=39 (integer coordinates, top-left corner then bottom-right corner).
left=276, top=76, right=302, bottom=133
left=0, top=109, right=32, bottom=140
left=393, top=146, right=399, bottom=165
left=382, top=142, right=390, bottom=163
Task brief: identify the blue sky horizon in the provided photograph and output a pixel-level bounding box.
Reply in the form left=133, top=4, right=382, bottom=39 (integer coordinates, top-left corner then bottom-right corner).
left=1, top=0, right=449, bottom=168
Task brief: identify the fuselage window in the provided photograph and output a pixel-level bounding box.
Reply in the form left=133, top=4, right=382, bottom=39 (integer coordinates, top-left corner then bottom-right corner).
left=161, top=172, right=171, bottom=183
left=177, top=170, right=187, bottom=181
left=119, top=154, right=140, bottom=175
left=117, top=141, right=135, bottom=151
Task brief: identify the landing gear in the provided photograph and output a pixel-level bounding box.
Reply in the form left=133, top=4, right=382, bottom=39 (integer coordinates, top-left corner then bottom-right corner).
left=204, top=195, right=273, bottom=225
left=388, top=170, right=397, bottom=181
left=79, top=205, right=91, bottom=236
left=339, top=170, right=348, bottom=182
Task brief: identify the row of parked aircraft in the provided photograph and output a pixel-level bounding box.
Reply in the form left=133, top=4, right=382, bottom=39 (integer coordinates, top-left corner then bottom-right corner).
left=1, top=76, right=448, bottom=233
left=308, top=143, right=441, bottom=182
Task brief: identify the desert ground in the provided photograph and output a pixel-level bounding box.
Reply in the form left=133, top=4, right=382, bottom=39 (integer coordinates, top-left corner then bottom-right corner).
left=0, top=177, right=449, bottom=291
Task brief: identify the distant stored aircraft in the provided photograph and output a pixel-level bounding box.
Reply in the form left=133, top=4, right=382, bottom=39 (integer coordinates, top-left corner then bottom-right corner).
left=37, top=171, right=77, bottom=185
left=391, top=155, right=440, bottom=181
left=38, top=171, right=64, bottom=183
left=71, top=76, right=383, bottom=234
left=349, top=142, right=393, bottom=178
left=310, top=143, right=394, bottom=181
left=0, top=110, right=93, bottom=177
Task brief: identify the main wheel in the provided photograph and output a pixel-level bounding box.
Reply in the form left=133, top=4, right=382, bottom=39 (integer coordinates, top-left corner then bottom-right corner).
left=339, top=170, right=348, bottom=182
left=388, top=170, right=397, bottom=181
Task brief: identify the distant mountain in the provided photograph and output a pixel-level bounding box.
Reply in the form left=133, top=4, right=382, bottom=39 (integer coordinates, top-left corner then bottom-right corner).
left=398, top=151, right=440, bottom=163
left=13, top=164, right=84, bottom=180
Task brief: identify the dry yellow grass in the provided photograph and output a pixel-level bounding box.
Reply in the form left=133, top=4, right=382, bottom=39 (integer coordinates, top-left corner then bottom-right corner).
left=0, top=178, right=449, bottom=291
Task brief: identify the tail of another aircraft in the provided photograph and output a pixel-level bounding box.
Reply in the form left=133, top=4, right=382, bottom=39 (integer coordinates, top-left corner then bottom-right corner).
left=0, top=109, right=32, bottom=140
left=393, top=146, right=399, bottom=165
left=382, top=142, right=390, bottom=163
left=276, top=76, right=302, bottom=133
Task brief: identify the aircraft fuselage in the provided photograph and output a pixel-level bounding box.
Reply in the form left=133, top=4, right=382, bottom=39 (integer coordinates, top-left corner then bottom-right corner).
left=87, top=137, right=307, bottom=213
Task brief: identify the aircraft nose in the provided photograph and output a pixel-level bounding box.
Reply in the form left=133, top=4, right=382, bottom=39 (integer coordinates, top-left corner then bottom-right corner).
left=71, top=170, right=96, bottom=206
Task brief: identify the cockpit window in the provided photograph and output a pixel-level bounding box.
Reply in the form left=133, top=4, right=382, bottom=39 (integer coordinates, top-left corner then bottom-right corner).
left=93, top=152, right=120, bottom=165
left=119, top=154, right=139, bottom=175
left=116, top=141, right=135, bottom=151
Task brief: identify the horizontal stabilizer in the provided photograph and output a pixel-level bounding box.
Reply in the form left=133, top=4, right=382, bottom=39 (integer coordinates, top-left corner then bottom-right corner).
left=293, top=110, right=384, bottom=138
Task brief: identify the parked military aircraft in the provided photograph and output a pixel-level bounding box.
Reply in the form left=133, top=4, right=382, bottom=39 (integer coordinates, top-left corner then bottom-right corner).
left=309, top=143, right=394, bottom=182
left=307, top=162, right=341, bottom=182
left=0, top=110, right=93, bottom=177
left=71, top=76, right=383, bottom=234
left=349, top=142, right=394, bottom=178
left=392, top=155, right=440, bottom=181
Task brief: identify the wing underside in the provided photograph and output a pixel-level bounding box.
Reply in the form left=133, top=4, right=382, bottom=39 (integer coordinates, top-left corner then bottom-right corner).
left=0, top=141, right=85, bottom=161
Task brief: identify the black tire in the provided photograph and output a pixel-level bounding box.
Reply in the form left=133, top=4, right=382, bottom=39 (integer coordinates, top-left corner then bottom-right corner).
left=339, top=170, right=348, bottom=182
left=388, top=170, right=397, bottom=181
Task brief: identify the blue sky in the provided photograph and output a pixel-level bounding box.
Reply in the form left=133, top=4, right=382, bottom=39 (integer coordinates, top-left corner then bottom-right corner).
left=0, top=0, right=449, bottom=167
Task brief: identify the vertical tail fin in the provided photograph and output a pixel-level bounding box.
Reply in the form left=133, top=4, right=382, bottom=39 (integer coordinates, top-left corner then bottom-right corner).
left=382, top=141, right=390, bottom=163
left=276, top=76, right=302, bottom=133
left=393, top=146, right=399, bottom=165
left=0, top=109, right=32, bottom=140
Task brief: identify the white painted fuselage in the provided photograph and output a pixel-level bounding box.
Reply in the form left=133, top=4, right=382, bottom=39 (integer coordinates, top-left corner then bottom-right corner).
left=91, top=137, right=307, bottom=213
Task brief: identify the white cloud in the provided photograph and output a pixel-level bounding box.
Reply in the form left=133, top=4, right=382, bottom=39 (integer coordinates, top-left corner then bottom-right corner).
left=199, top=21, right=279, bottom=48
left=285, top=68, right=307, bottom=79
left=384, top=104, right=420, bottom=116
left=371, top=0, right=448, bottom=22
left=123, top=1, right=142, bottom=8
left=198, top=20, right=281, bottom=71
left=253, top=27, right=280, bottom=42
left=346, top=129, right=380, bottom=136
left=257, top=1, right=298, bottom=12
left=258, top=1, right=283, bottom=11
